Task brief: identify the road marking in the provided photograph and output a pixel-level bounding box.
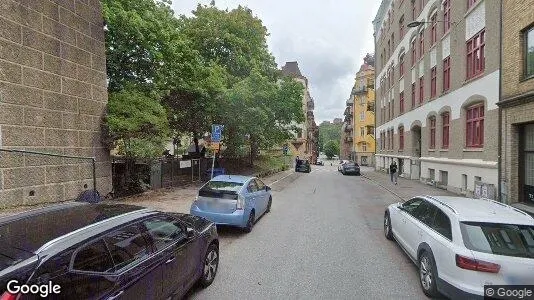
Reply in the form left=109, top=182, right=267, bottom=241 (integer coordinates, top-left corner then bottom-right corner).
left=268, top=171, right=295, bottom=186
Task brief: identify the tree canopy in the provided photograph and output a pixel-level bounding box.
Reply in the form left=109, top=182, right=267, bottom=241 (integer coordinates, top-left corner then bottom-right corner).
left=324, top=140, right=340, bottom=159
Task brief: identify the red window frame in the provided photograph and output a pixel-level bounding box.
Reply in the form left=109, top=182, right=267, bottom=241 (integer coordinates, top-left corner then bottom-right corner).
left=430, top=66, right=437, bottom=98
left=468, top=0, right=478, bottom=9
left=443, top=56, right=451, bottom=92
left=399, top=127, right=404, bottom=150
left=442, top=113, right=450, bottom=149
left=430, top=13, right=437, bottom=45
left=419, top=76, right=424, bottom=104
left=429, top=117, right=436, bottom=149
left=388, top=100, right=391, bottom=120
left=466, top=29, right=485, bottom=80
left=391, top=33, right=395, bottom=53
left=390, top=129, right=394, bottom=149
left=399, top=91, right=405, bottom=114
left=399, top=16, right=405, bottom=37
left=419, top=30, right=424, bottom=59
left=411, top=39, right=417, bottom=66
left=412, top=1, right=416, bottom=20
left=466, top=104, right=484, bottom=148
left=411, top=82, right=416, bottom=108
left=399, top=54, right=405, bottom=77
left=443, top=0, right=451, bottom=34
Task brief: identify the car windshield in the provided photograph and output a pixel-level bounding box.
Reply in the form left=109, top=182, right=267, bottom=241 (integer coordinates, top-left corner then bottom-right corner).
left=459, top=222, right=534, bottom=258
left=200, top=181, right=243, bottom=194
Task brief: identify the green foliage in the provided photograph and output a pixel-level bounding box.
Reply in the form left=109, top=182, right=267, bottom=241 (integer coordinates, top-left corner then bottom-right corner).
left=324, top=140, right=340, bottom=159
left=318, top=122, right=342, bottom=151
left=105, top=88, right=170, bottom=158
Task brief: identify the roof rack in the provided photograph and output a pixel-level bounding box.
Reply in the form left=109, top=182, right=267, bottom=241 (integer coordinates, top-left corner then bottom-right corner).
left=425, top=195, right=458, bottom=214
left=482, top=198, right=531, bottom=217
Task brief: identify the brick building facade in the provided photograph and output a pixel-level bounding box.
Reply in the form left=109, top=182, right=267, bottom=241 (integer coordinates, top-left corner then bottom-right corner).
left=0, top=0, right=111, bottom=207
left=373, top=0, right=500, bottom=197
left=498, top=0, right=534, bottom=206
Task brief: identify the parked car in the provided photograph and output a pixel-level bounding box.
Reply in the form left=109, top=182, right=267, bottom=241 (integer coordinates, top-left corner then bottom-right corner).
left=337, top=160, right=349, bottom=172
left=295, top=159, right=311, bottom=173
left=384, top=196, right=534, bottom=299
left=190, top=175, right=272, bottom=233
left=341, top=162, right=361, bottom=175
left=314, top=161, right=324, bottom=166
left=0, top=202, right=219, bottom=300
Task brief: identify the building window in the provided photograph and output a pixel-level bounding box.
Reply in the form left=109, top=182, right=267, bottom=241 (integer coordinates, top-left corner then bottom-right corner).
left=400, top=91, right=405, bottom=114
left=468, top=0, right=478, bottom=10
left=411, top=82, right=416, bottom=108
left=411, top=39, right=417, bottom=66
left=430, top=13, right=437, bottom=45
left=466, top=29, right=485, bottom=80
left=430, top=66, right=437, bottom=98
left=429, top=117, right=436, bottom=149
left=391, top=98, right=394, bottom=119
left=442, top=113, right=450, bottom=149
left=525, top=26, right=534, bottom=78
left=466, top=104, right=484, bottom=148
left=419, top=76, right=424, bottom=104
left=391, top=129, right=394, bottom=149
left=360, top=127, right=365, bottom=136
left=391, top=33, right=395, bottom=53
left=443, top=56, right=451, bottom=92
left=360, top=111, right=365, bottom=121
left=443, top=0, right=451, bottom=34
left=362, top=143, right=367, bottom=152
left=399, top=127, right=404, bottom=150
left=420, top=0, right=424, bottom=11
left=388, top=100, right=391, bottom=120
left=399, top=54, right=405, bottom=77
left=399, top=16, right=405, bottom=37
left=412, top=1, right=416, bottom=20
left=419, top=30, right=425, bottom=59
left=387, top=40, right=391, bottom=58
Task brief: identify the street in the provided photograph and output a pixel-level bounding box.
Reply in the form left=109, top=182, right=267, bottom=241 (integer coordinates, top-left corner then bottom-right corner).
left=186, top=164, right=432, bottom=300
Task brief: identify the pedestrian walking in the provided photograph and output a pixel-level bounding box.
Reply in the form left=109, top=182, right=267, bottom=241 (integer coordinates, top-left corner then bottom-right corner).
left=389, top=161, right=398, bottom=185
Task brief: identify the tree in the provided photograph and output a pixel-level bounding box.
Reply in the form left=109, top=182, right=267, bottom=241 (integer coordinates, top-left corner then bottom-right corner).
left=324, top=140, right=340, bottom=159
left=104, top=88, right=170, bottom=158
left=318, top=122, right=342, bottom=151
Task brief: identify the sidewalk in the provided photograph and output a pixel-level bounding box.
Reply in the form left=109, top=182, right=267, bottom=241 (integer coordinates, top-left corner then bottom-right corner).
left=362, top=170, right=458, bottom=201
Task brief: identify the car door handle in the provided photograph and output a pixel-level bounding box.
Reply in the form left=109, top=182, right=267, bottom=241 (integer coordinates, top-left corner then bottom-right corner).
left=165, top=256, right=175, bottom=264
left=107, top=291, right=124, bottom=300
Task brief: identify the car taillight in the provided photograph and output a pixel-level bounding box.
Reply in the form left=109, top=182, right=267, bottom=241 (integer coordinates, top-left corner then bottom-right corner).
left=0, top=292, right=20, bottom=300
left=236, top=195, right=244, bottom=210
left=455, top=254, right=500, bottom=273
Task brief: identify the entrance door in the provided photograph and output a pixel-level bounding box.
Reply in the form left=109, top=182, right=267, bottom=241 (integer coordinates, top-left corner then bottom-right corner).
left=522, top=124, right=534, bottom=204
left=411, top=126, right=422, bottom=179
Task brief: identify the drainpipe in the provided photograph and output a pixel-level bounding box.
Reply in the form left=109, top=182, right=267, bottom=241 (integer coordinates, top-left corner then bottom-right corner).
left=497, top=0, right=503, bottom=203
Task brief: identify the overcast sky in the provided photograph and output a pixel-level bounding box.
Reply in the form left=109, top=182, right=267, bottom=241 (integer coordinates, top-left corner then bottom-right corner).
left=171, top=0, right=380, bottom=123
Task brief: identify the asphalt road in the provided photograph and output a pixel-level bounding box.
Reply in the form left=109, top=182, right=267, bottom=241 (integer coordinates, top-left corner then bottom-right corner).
left=186, top=163, right=433, bottom=300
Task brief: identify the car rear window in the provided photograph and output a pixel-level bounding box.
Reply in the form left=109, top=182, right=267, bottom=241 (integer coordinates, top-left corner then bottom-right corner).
left=199, top=181, right=243, bottom=199
left=460, top=222, right=534, bottom=258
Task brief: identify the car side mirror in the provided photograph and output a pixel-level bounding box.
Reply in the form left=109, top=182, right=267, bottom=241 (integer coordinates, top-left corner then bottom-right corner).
left=186, top=227, right=195, bottom=239
left=266, top=186, right=271, bottom=191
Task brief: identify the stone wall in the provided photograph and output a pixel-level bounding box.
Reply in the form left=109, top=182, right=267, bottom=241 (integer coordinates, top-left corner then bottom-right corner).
left=0, top=0, right=111, bottom=208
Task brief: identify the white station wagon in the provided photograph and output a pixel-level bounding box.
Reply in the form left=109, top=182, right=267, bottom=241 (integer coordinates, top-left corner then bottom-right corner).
left=384, top=196, right=534, bottom=299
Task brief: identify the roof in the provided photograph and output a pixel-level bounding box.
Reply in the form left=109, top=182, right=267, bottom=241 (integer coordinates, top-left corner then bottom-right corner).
left=425, top=196, right=534, bottom=225
left=0, top=203, right=146, bottom=253
left=281, top=61, right=302, bottom=77
left=359, top=63, right=375, bottom=72
left=211, top=175, right=253, bottom=184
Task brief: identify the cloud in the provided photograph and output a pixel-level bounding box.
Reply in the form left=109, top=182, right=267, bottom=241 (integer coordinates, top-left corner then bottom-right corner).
left=171, top=0, right=379, bottom=123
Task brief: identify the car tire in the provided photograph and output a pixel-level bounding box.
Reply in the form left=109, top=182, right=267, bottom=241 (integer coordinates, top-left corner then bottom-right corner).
left=198, top=243, right=219, bottom=288
left=384, top=212, right=393, bottom=240
left=244, top=211, right=255, bottom=233
left=419, top=251, right=439, bottom=298
left=266, top=197, right=272, bottom=213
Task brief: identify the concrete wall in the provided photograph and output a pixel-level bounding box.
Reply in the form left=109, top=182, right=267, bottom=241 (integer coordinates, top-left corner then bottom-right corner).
left=0, top=0, right=111, bottom=207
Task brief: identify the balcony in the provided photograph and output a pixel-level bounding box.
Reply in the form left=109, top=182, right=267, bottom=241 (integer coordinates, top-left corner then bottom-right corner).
left=346, top=97, right=354, bottom=106
left=352, top=87, right=367, bottom=95
left=307, top=99, right=314, bottom=110
left=307, top=110, right=314, bottom=118
left=345, top=136, right=353, bottom=143
left=345, top=124, right=353, bottom=132
left=344, top=106, right=353, bottom=117
left=367, top=103, right=375, bottom=112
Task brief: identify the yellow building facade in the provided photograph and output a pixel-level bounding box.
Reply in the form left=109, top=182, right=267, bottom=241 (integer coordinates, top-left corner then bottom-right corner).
left=351, top=58, right=376, bottom=166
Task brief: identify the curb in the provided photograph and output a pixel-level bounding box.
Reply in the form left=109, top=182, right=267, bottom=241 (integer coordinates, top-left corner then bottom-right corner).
left=361, top=174, right=405, bottom=201
left=253, top=165, right=290, bottom=178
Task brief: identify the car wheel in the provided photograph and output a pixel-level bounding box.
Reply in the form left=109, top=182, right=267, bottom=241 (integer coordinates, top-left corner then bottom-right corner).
left=384, top=212, right=393, bottom=240
left=419, top=251, right=439, bottom=297
left=266, top=197, right=272, bottom=213
left=199, top=243, right=219, bottom=288
left=244, top=211, right=255, bottom=233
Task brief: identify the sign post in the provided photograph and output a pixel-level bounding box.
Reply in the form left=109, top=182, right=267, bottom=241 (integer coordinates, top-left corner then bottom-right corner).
left=210, top=124, right=223, bottom=179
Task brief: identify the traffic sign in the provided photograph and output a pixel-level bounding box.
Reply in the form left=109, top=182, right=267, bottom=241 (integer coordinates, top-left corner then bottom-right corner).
left=212, top=124, right=223, bottom=142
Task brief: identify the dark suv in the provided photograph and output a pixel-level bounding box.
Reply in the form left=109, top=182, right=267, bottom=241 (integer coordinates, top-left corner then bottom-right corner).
left=0, top=202, right=219, bottom=300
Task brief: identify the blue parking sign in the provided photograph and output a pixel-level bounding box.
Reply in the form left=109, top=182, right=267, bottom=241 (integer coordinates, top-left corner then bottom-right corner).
left=212, top=124, right=223, bottom=142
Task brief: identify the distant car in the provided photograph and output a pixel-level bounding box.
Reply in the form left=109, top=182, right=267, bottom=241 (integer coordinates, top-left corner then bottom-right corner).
left=0, top=203, right=219, bottom=300
left=190, top=175, right=272, bottom=233
left=384, top=196, right=534, bottom=299
left=337, top=160, right=349, bottom=172
left=295, top=159, right=311, bottom=173
left=341, top=162, right=361, bottom=175
left=314, top=161, right=324, bottom=166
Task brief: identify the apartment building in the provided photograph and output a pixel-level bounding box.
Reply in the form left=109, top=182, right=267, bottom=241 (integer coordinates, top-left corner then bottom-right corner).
left=352, top=55, right=376, bottom=166
left=373, top=0, right=500, bottom=197
left=341, top=98, right=353, bottom=161
left=498, top=0, right=534, bottom=207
